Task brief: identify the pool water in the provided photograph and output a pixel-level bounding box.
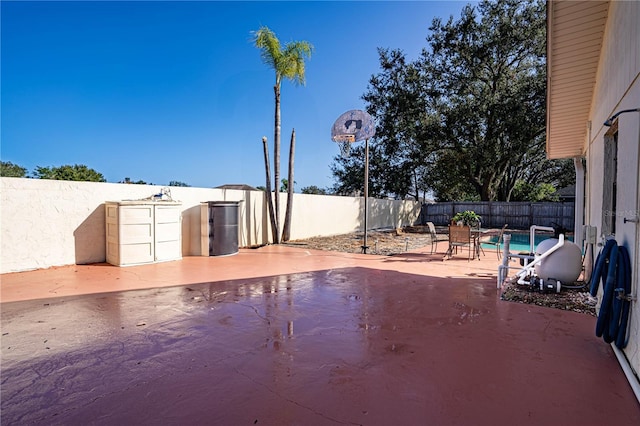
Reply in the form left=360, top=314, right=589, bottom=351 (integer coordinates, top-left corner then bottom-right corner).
left=481, top=233, right=574, bottom=254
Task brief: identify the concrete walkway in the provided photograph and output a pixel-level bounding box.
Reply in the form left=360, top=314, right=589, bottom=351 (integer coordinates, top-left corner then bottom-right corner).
left=1, top=245, right=639, bottom=425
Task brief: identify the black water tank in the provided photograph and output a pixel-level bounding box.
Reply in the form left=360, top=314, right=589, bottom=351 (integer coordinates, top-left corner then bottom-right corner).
left=206, top=201, right=242, bottom=256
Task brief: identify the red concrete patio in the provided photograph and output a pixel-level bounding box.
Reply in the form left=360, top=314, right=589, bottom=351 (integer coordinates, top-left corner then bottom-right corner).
left=1, top=245, right=639, bottom=425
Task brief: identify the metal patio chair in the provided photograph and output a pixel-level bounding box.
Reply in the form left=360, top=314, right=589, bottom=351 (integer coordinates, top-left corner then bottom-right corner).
left=427, top=222, right=448, bottom=254
left=480, top=224, right=508, bottom=259
left=445, top=225, right=473, bottom=261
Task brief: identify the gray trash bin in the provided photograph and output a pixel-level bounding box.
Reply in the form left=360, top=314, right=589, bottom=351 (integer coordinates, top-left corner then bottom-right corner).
left=204, top=201, right=242, bottom=256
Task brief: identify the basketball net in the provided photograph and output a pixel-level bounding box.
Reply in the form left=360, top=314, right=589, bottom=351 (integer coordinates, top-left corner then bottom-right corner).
left=333, top=134, right=355, bottom=158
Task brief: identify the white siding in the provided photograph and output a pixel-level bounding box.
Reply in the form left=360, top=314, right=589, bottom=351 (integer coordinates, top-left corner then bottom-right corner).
left=587, top=0, right=640, bottom=380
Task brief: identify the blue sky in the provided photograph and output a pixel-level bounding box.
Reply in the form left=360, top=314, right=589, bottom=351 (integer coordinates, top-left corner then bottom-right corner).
left=2, top=0, right=473, bottom=190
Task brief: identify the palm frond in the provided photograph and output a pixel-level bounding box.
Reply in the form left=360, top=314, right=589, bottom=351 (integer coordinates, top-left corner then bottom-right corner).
left=281, top=41, right=313, bottom=85
left=252, top=26, right=282, bottom=69
left=252, top=27, right=313, bottom=86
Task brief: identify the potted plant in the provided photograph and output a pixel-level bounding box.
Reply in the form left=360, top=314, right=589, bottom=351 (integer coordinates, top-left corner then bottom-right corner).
left=452, top=210, right=482, bottom=227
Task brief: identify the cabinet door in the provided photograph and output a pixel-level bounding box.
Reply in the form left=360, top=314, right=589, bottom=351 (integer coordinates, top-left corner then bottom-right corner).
left=119, top=205, right=155, bottom=265
left=107, top=205, right=155, bottom=266
left=155, top=206, right=181, bottom=262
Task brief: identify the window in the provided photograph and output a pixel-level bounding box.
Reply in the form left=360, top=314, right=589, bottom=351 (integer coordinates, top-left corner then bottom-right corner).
left=602, top=121, right=618, bottom=237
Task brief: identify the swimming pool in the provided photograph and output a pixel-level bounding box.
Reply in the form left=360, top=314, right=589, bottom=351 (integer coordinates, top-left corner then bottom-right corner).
left=481, top=232, right=574, bottom=254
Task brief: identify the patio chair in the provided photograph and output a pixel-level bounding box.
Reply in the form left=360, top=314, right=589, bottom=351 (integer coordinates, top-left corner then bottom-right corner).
left=427, top=222, right=448, bottom=254
left=445, top=225, right=473, bottom=261
left=481, top=224, right=508, bottom=259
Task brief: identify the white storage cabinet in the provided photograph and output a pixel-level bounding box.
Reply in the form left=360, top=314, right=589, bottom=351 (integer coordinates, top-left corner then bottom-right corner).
left=105, top=201, right=182, bottom=266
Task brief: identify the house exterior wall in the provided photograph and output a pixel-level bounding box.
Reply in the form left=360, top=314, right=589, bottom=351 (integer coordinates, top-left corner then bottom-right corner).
left=0, top=177, right=420, bottom=273
left=587, top=0, right=640, bottom=379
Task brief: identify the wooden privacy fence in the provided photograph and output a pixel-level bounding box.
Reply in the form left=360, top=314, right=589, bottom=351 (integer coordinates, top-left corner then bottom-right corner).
left=421, top=201, right=575, bottom=230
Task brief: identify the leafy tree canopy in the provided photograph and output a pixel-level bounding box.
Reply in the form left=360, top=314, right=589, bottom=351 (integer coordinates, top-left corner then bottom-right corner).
left=330, top=143, right=391, bottom=198
left=33, top=164, right=106, bottom=182
left=169, top=181, right=190, bottom=187
left=280, top=179, right=297, bottom=192
left=1, top=161, right=27, bottom=177
left=253, top=26, right=313, bottom=87
left=511, top=181, right=559, bottom=202
left=332, top=0, right=574, bottom=201
left=301, top=185, right=328, bottom=195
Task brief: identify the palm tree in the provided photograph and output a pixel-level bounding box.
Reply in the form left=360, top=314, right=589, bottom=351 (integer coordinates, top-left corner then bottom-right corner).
left=282, top=129, right=295, bottom=241
left=262, top=136, right=278, bottom=243
left=253, top=26, right=312, bottom=244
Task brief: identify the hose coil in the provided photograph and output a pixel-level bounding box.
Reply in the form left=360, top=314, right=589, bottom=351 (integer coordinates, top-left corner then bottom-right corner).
left=590, top=239, right=632, bottom=348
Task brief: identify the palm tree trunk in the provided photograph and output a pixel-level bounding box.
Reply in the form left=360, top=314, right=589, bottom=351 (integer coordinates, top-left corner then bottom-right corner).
left=273, top=84, right=281, bottom=243
left=262, top=136, right=278, bottom=243
left=282, top=128, right=295, bottom=241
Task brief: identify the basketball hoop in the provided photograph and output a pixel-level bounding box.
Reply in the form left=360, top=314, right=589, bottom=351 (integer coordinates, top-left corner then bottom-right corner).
left=332, top=134, right=355, bottom=158
left=330, top=110, right=375, bottom=159
left=330, top=109, right=377, bottom=253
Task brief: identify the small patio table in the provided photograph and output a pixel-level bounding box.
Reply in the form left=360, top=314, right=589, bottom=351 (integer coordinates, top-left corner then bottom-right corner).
left=471, top=228, right=490, bottom=260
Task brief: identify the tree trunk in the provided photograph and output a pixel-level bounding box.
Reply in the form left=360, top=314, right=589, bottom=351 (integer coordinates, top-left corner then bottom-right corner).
left=262, top=136, right=278, bottom=244
left=273, top=84, right=281, bottom=243
left=282, top=129, right=295, bottom=241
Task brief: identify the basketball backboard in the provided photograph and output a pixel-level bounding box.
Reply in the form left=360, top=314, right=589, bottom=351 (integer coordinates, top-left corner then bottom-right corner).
left=331, top=109, right=375, bottom=143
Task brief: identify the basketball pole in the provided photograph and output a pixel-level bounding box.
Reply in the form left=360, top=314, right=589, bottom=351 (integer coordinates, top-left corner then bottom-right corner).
left=362, top=137, right=369, bottom=254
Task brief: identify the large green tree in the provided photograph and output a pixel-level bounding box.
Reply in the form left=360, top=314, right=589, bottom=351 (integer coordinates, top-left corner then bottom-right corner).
left=33, top=164, right=106, bottom=182
left=333, top=0, right=573, bottom=201
left=253, top=26, right=312, bottom=242
left=301, top=185, right=328, bottom=195
left=0, top=161, right=27, bottom=177
left=330, top=143, right=392, bottom=198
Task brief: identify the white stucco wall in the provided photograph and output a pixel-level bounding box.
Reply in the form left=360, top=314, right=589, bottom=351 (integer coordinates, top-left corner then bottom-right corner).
left=588, top=0, right=640, bottom=379
left=285, top=193, right=420, bottom=240
left=0, top=178, right=420, bottom=273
